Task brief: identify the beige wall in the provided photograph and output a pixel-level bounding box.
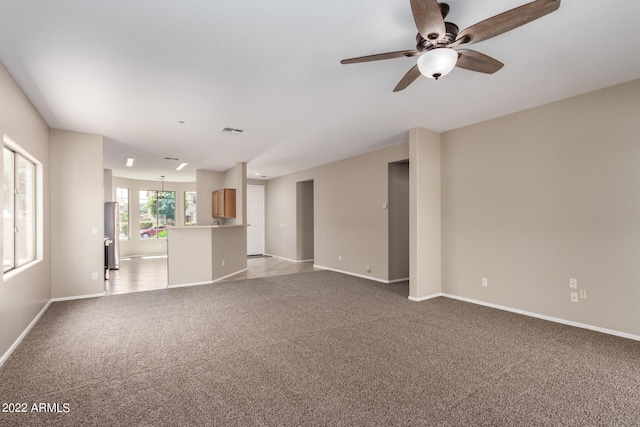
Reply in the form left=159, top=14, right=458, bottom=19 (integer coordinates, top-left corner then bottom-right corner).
left=235, top=163, right=247, bottom=225
left=50, top=129, right=104, bottom=299
left=0, top=62, right=51, bottom=360
left=196, top=169, right=224, bottom=226
left=266, top=170, right=312, bottom=261
left=168, top=226, right=248, bottom=286
left=111, top=176, right=195, bottom=256
left=410, top=128, right=442, bottom=299
left=210, top=226, right=247, bottom=280
left=441, top=79, right=640, bottom=336
left=103, top=169, right=113, bottom=202
left=266, top=143, right=409, bottom=281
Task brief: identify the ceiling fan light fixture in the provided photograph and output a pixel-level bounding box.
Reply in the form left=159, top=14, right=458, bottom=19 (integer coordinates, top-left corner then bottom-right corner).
left=417, top=48, right=458, bottom=80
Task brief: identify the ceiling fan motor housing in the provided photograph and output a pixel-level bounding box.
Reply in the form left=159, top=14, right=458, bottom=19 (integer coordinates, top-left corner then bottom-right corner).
left=416, top=21, right=459, bottom=51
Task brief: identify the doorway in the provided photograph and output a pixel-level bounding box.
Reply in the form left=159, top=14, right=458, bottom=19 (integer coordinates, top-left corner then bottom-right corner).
left=388, top=161, right=409, bottom=281
left=247, top=184, right=265, bottom=256
left=296, top=180, right=314, bottom=261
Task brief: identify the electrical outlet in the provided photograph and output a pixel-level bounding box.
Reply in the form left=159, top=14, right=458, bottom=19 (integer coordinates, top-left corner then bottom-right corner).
left=338, top=255, right=342, bottom=261
left=579, top=289, right=588, bottom=300
left=481, top=278, right=488, bottom=287
left=92, top=272, right=98, bottom=280
left=569, top=278, right=578, bottom=289
left=366, top=266, right=371, bottom=273
left=222, top=260, right=225, bottom=267
left=570, top=292, right=579, bottom=303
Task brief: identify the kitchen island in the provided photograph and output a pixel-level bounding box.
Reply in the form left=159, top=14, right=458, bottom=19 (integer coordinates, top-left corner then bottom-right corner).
left=167, top=224, right=248, bottom=287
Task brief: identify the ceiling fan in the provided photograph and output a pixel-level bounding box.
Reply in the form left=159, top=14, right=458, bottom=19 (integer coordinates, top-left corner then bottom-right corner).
left=340, top=0, right=561, bottom=92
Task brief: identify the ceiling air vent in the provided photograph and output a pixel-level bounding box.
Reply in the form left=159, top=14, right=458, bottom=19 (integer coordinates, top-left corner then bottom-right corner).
left=220, top=127, right=244, bottom=135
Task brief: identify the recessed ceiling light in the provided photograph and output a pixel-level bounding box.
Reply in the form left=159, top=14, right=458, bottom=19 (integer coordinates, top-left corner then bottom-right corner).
left=125, top=157, right=135, bottom=167
left=164, top=157, right=179, bottom=161
left=254, top=172, right=260, bottom=176
left=178, top=121, right=185, bottom=124
left=176, top=162, right=188, bottom=171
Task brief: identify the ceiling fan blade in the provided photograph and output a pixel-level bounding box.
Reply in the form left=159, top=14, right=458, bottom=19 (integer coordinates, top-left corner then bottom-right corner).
left=340, top=50, right=419, bottom=64
left=455, top=50, right=504, bottom=74
left=393, top=65, right=422, bottom=92
left=410, top=0, right=446, bottom=41
left=456, top=0, right=561, bottom=46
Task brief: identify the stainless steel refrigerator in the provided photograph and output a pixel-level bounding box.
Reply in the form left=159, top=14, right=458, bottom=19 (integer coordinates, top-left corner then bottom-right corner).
left=104, top=202, right=120, bottom=270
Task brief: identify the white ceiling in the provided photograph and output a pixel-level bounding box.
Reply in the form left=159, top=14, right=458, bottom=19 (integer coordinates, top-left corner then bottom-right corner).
left=1, top=0, right=639, bottom=182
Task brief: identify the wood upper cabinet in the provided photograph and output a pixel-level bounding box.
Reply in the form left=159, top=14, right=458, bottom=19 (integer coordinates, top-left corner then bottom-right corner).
left=212, top=188, right=236, bottom=218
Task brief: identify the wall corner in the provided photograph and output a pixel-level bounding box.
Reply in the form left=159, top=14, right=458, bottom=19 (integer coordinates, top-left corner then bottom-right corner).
left=409, top=127, right=442, bottom=300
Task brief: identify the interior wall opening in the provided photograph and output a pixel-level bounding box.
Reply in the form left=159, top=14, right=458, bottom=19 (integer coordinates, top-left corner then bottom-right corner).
left=296, top=180, right=314, bottom=261
left=388, top=160, right=409, bottom=281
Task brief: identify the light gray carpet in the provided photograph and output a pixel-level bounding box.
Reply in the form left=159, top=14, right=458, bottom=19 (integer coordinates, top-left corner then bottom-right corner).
left=1, top=270, right=639, bottom=426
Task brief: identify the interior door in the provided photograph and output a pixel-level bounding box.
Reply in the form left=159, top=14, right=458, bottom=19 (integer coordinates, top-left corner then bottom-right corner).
left=246, top=185, right=265, bottom=256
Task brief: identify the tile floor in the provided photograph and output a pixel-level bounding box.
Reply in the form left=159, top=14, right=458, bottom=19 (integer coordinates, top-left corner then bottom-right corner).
left=105, top=255, right=318, bottom=295
left=219, top=256, right=317, bottom=282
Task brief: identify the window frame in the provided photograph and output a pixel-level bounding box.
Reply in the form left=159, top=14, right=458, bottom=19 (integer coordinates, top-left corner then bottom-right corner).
left=138, top=189, right=176, bottom=239
left=116, top=187, right=130, bottom=240
left=184, top=191, right=197, bottom=226
left=3, top=137, right=40, bottom=275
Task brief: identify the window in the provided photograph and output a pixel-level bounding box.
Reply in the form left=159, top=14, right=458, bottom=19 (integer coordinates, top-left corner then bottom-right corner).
left=3, top=145, right=36, bottom=272
left=139, top=190, right=175, bottom=239
left=116, top=187, right=129, bottom=239
left=185, top=191, right=197, bottom=226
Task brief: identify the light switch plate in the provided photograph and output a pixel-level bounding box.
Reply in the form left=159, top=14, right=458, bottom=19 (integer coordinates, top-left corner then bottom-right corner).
left=570, top=292, right=579, bottom=303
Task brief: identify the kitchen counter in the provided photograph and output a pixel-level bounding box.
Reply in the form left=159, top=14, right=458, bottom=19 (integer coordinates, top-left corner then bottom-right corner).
left=169, top=224, right=248, bottom=229
left=166, top=225, right=248, bottom=287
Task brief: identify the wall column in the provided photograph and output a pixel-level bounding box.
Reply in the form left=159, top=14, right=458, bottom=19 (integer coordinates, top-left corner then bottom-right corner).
left=235, top=162, right=247, bottom=224
left=409, top=127, right=442, bottom=300
left=50, top=130, right=104, bottom=299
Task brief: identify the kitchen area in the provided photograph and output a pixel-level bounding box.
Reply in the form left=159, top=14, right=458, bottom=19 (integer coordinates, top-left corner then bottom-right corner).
left=104, top=161, right=251, bottom=293
left=167, top=187, right=249, bottom=287
left=103, top=185, right=249, bottom=292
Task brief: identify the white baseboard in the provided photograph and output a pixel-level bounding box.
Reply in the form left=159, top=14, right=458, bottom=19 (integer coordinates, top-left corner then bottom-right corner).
left=265, top=254, right=314, bottom=263
left=168, top=268, right=248, bottom=289
left=389, top=277, right=409, bottom=284
left=51, top=292, right=105, bottom=302
left=0, top=300, right=51, bottom=368
left=168, top=280, right=214, bottom=289
left=441, top=293, right=640, bottom=342
left=213, top=268, right=248, bottom=282
left=313, top=265, right=398, bottom=284
left=408, top=292, right=443, bottom=302
left=120, top=253, right=167, bottom=259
